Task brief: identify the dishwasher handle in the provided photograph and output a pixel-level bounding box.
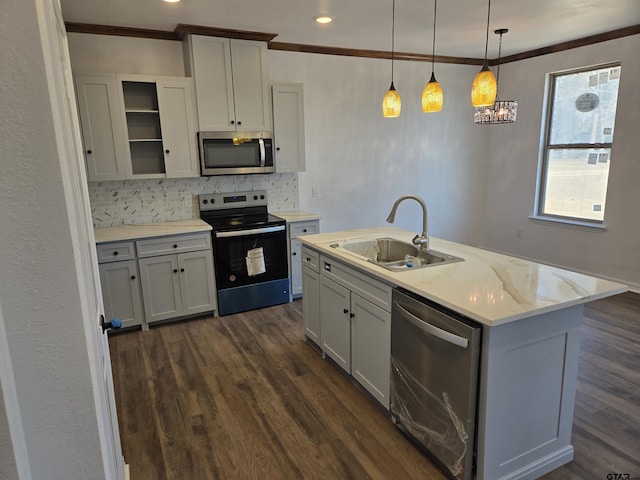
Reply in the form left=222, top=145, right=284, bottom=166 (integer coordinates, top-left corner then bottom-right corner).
left=394, top=302, right=469, bottom=349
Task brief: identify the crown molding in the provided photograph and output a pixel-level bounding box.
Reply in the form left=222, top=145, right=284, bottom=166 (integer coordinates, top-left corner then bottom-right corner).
left=64, top=22, right=640, bottom=66
left=174, top=24, right=277, bottom=42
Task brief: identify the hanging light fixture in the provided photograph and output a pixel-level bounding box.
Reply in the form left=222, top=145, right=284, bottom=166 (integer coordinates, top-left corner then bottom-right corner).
left=474, top=28, right=518, bottom=124
left=382, top=0, right=401, bottom=117
left=422, top=0, right=443, bottom=113
left=471, top=0, right=497, bottom=107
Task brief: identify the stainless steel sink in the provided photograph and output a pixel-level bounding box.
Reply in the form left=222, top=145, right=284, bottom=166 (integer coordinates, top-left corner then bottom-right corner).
left=330, top=237, right=464, bottom=271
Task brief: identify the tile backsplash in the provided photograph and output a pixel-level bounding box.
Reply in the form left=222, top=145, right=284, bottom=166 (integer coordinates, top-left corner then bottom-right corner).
left=89, top=174, right=299, bottom=228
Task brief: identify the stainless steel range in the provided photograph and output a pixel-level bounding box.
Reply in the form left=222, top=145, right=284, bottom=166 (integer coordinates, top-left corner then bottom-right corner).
left=199, top=190, right=289, bottom=316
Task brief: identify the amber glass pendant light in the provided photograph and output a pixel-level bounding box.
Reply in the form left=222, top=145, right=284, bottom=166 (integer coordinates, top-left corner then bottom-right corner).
left=382, top=0, right=401, bottom=117
left=471, top=0, right=497, bottom=107
left=422, top=0, right=443, bottom=113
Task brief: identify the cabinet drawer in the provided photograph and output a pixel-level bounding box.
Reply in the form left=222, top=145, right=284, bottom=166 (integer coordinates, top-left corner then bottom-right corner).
left=320, top=255, right=392, bottom=312
left=96, top=241, right=136, bottom=263
left=290, top=220, right=319, bottom=238
left=301, top=246, right=320, bottom=273
left=136, top=232, right=211, bottom=258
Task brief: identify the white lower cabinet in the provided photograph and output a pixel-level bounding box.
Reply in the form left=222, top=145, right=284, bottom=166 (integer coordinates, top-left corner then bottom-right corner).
left=350, top=293, right=391, bottom=407
left=288, top=220, right=319, bottom=298
left=99, top=259, right=145, bottom=329
left=307, top=250, right=392, bottom=409
left=137, top=238, right=216, bottom=325
left=301, top=246, right=321, bottom=345
left=96, top=231, right=216, bottom=329
left=320, top=276, right=351, bottom=371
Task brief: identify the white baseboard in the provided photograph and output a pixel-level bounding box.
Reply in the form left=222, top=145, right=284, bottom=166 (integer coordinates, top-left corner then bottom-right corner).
left=124, top=464, right=130, bottom=480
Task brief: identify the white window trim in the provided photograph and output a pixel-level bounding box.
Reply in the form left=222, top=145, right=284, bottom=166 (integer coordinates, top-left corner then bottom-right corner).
left=528, top=214, right=607, bottom=231
left=534, top=62, right=620, bottom=228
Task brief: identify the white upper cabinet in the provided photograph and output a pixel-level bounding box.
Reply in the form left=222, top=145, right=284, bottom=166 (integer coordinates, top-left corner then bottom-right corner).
left=184, top=35, right=271, bottom=132
left=74, top=74, right=130, bottom=180
left=156, top=79, right=200, bottom=178
left=272, top=83, right=306, bottom=173
left=117, top=74, right=199, bottom=179
left=75, top=73, right=199, bottom=180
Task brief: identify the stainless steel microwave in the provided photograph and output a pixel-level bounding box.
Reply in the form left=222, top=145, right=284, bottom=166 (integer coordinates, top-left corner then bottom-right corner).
left=198, top=131, right=275, bottom=176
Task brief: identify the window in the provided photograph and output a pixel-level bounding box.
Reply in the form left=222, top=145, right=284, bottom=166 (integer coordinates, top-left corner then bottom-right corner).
left=536, top=63, right=621, bottom=225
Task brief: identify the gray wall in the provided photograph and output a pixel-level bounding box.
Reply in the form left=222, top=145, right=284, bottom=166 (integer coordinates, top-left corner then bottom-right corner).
left=268, top=50, right=487, bottom=244
left=1, top=0, right=107, bottom=477
left=481, top=35, right=640, bottom=288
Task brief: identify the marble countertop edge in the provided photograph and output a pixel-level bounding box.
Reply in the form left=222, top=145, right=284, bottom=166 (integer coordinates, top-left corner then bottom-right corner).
left=94, top=218, right=212, bottom=244
left=298, top=226, right=628, bottom=326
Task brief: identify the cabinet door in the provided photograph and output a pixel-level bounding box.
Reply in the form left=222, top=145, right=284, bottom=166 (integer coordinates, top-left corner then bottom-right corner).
left=74, top=74, right=129, bottom=180
left=290, top=238, right=303, bottom=297
left=178, top=249, right=217, bottom=316
left=186, top=35, right=235, bottom=131
left=118, top=76, right=165, bottom=178
left=302, top=266, right=320, bottom=344
left=351, top=293, right=391, bottom=408
left=230, top=39, right=271, bottom=131
left=320, top=276, right=351, bottom=372
left=99, top=260, right=144, bottom=328
left=138, top=255, right=183, bottom=323
left=157, top=79, right=199, bottom=177
left=273, top=83, right=306, bottom=173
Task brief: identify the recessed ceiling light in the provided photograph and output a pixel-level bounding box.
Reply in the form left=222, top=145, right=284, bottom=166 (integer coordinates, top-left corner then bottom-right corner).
left=163, top=0, right=180, bottom=3
left=314, top=15, right=334, bottom=24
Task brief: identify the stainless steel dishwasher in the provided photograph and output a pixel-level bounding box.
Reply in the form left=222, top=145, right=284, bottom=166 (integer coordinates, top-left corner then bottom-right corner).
left=390, top=288, right=481, bottom=480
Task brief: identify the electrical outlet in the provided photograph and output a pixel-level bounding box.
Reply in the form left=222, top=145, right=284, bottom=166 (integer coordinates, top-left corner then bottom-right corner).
left=312, top=187, right=320, bottom=198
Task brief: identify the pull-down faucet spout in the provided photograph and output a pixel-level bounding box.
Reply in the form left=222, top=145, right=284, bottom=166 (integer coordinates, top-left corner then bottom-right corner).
left=386, top=195, right=429, bottom=252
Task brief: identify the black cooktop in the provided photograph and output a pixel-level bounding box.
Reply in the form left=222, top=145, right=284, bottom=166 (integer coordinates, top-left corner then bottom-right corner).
left=198, top=190, right=285, bottom=231
left=201, top=210, right=285, bottom=230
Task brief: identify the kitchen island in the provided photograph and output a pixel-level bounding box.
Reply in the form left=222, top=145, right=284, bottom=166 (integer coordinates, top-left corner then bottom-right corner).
left=298, top=226, right=626, bottom=480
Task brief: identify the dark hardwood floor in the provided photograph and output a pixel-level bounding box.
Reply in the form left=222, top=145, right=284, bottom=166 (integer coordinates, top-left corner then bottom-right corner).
left=109, top=292, right=640, bottom=480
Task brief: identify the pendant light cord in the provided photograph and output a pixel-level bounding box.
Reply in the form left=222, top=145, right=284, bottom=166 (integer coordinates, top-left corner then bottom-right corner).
left=483, top=0, right=491, bottom=62
left=495, top=30, right=503, bottom=99
left=431, top=0, right=437, bottom=74
left=391, top=0, right=396, bottom=83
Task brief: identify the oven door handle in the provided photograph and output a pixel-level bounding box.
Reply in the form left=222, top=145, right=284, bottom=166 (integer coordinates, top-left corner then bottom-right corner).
left=394, top=302, right=469, bottom=349
left=259, top=138, right=265, bottom=167
left=215, top=225, right=285, bottom=238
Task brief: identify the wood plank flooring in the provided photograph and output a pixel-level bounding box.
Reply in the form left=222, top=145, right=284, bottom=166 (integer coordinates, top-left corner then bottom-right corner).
left=109, top=292, right=640, bottom=480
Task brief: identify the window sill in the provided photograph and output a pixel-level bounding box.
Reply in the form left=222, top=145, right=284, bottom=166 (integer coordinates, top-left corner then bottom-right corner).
left=528, top=215, right=607, bottom=232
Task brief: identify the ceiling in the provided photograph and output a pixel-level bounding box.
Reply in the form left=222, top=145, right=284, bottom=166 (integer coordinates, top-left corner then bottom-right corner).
left=60, top=0, right=640, bottom=59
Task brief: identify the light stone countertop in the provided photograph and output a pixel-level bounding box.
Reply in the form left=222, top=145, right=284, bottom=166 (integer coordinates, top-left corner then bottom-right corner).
left=94, top=219, right=212, bottom=244
left=299, top=226, right=628, bottom=326
left=273, top=210, right=322, bottom=223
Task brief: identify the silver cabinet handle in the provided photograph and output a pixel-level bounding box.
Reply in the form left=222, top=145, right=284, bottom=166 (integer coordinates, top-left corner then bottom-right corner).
left=395, top=302, right=469, bottom=348
left=259, top=138, right=265, bottom=167
left=216, top=225, right=285, bottom=238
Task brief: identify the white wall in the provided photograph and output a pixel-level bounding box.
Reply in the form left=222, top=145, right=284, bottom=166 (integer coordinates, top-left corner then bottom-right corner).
left=0, top=1, right=108, bottom=477
left=482, top=35, right=640, bottom=288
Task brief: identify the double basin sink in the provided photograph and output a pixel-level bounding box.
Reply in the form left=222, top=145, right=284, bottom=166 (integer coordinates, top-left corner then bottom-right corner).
left=330, top=237, right=464, bottom=272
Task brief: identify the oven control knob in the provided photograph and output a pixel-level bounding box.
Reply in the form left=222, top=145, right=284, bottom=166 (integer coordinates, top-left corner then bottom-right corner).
left=253, top=195, right=258, bottom=200
left=203, top=199, right=208, bottom=204
left=260, top=195, right=265, bottom=200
